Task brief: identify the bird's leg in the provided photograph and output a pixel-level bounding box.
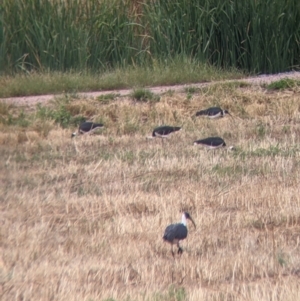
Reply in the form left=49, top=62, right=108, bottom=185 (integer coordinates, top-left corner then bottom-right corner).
left=171, top=245, right=175, bottom=258
left=177, top=242, right=183, bottom=255
left=178, top=247, right=183, bottom=255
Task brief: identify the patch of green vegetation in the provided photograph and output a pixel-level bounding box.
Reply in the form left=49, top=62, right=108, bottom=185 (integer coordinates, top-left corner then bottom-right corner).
left=163, top=89, right=175, bottom=97
left=202, top=81, right=250, bottom=95
left=256, top=123, right=267, bottom=138
left=277, top=251, right=289, bottom=267
left=227, top=81, right=250, bottom=88
left=0, top=102, right=11, bottom=115
left=0, top=57, right=244, bottom=98
left=251, top=219, right=265, bottom=230
left=282, top=125, right=290, bottom=134
left=4, top=111, right=30, bottom=127
left=36, top=104, right=85, bottom=128
left=186, top=92, right=193, bottom=101
left=153, top=286, right=186, bottom=301
left=184, top=86, right=200, bottom=94
left=235, top=105, right=249, bottom=118
left=266, top=78, right=300, bottom=90
left=120, top=150, right=135, bottom=165
left=236, top=145, right=299, bottom=159
left=212, top=164, right=244, bottom=177
left=53, top=93, right=81, bottom=103
left=185, top=85, right=203, bottom=100
left=0, top=101, right=31, bottom=127
left=131, top=88, right=160, bottom=103
left=252, top=145, right=280, bottom=157
left=97, top=93, right=120, bottom=104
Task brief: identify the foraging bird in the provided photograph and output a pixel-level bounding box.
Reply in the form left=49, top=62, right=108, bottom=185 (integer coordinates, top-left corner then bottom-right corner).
left=71, top=122, right=104, bottom=138
left=196, top=107, right=232, bottom=119
left=194, top=136, right=226, bottom=149
left=163, top=212, right=196, bottom=257
left=149, top=126, right=182, bottom=139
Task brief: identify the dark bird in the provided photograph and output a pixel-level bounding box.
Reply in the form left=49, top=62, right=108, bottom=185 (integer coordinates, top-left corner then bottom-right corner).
left=148, top=126, right=182, bottom=139
left=163, top=212, right=196, bottom=257
left=196, top=107, right=232, bottom=119
left=194, top=136, right=226, bottom=149
left=71, top=122, right=104, bottom=138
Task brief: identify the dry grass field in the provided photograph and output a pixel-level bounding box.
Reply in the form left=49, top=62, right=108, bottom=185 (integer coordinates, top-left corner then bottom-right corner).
left=1, top=80, right=300, bottom=300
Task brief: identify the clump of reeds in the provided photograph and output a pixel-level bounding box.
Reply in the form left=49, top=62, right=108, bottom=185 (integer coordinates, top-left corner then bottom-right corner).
left=1, top=0, right=299, bottom=74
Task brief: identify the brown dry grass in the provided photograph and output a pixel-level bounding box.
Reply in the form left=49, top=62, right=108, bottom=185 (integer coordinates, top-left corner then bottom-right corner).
left=1, top=83, right=300, bottom=301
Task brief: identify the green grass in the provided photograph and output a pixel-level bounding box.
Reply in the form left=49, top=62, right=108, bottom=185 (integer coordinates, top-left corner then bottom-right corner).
left=97, top=93, right=120, bottom=104
left=266, top=78, right=300, bottom=90
left=131, top=88, right=160, bottom=103
left=153, top=286, right=186, bottom=301
left=234, top=145, right=300, bottom=160
left=1, top=0, right=299, bottom=75
left=0, top=95, right=87, bottom=129
left=36, top=103, right=86, bottom=128
left=184, top=86, right=200, bottom=94
left=0, top=58, right=243, bottom=98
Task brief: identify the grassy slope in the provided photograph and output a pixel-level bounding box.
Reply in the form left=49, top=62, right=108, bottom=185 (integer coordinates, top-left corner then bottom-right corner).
left=1, top=81, right=300, bottom=300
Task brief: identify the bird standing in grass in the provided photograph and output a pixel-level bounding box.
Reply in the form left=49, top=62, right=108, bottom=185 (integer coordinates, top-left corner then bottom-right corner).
left=163, top=212, right=196, bottom=257
left=193, top=136, right=226, bottom=149
left=147, top=126, right=182, bottom=140
left=71, top=122, right=104, bottom=138
left=196, top=107, right=232, bottom=119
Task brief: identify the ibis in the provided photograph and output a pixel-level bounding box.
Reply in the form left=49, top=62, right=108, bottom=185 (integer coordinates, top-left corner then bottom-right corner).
left=148, top=126, right=182, bottom=139
left=71, top=122, right=104, bottom=138
left=196, top=107, right=232, bottom=119
left=194, top=136, right=226, bottom=149
left=163, top=212, right=196, bottom=257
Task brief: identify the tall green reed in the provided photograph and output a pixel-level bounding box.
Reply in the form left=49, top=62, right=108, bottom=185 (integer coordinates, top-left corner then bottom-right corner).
left=144, top=0, right=300, bottom=73
left=0, top=0, right=148, bottom=73
left=0, top=0, right=299, bottom=74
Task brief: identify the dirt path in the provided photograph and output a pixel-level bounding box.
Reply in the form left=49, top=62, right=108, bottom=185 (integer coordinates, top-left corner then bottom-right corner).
left=1, top=71, right=300, bottom=106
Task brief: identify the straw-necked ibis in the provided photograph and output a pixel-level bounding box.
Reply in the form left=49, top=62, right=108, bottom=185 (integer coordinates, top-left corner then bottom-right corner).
left=194, top=137, right=226, bottom=149
left=72, top=122, right=104, bottom=138
left=196, top=107, right=232, bottom=119
left=163, top=212, right=196, bottom=257
left=148, top=126, right=182, bottom=139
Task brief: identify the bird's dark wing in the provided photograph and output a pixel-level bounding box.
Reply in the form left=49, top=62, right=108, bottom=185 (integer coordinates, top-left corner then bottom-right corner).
left=163, top=223, right=187, bottom=242
left=195, top=137, right=225, bottom=146
left=80, top=122, right=93, bottom=132
left=209, top=137, right=225, bottom=146
left=153, top=126, right=181, bottom=136
left=194, top=138, right=209, bottom=145
left=153, top=126, right=165, bottom=136
left=207, top=107, right=222, bottom=116
left=80, top=122, right=103, bottom=132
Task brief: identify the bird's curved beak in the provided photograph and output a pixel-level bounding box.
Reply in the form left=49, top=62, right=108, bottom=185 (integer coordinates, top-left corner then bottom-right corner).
left=188, top=216, right=196, bottom=229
